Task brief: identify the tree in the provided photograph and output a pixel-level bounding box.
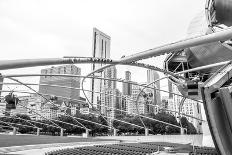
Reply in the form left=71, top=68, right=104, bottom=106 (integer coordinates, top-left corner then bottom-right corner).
left=180, top=117, right=197, bottom=134
left=153, top=112, right=180, bottom=134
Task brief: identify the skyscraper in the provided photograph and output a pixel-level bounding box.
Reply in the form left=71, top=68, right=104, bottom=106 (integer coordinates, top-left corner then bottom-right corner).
left=103, top=66, right=117, bottom=89
left=168, top=80, right=173, bottom=98
left=39, top=65, right=81, bottom=101
left=101, top=89, right=121, bottom=118
left=126, top=84, right=153, bottom=115
left=147, top=69, right=161, bottom=105
left=122, top=71, right=132, bottom=96
left=101, top=66, right=121, bottom=127
left=0, top=74, right=3, bottom=97
left=167, top=82, right=202, bottom=133
left=90, top=28, right=111, bottom=108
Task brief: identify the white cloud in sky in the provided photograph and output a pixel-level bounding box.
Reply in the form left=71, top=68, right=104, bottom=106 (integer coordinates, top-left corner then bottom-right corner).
left=0, top=0, right=205, bottom=97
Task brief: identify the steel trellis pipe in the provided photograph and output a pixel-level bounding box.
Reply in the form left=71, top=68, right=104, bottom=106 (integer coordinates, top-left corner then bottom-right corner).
left=0, top=116, right=38, bottom=129
left=81, top=64, right=116, bottom=129
left=49, top=117, right=85, bottom=130
left=120, top=27, right=232, bottom=63
left=0, top=77, right=203, bottom=103
left=0, top=109, right=62, bottom=129
left=0, top=119, right=16, bottom=129
left=80, top=63, right=185, bottom=130
left=7, top=77, right=89, bottom=130
left=0, top=91, right=112, bottom=129
left=16, top=102, right=62, bottom=129
left=135, top=77, right=168, bottom=129
left=0, top=86, right=203, bottom=122
left=1, top=89, right=204, bottom=130
left=90, top=112, right=147, bottom=130
left=178, top=98, right=186, bottom=129
left=1, top=74, right=202, bottom=131
left=0, top=120, right=37, bottom=129
left=91, top=99, right=188, bottom=129
left=0, top=110, right=39, bottom=129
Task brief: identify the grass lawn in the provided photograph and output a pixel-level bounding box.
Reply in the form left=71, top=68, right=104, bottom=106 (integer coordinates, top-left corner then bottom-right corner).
left=0, top=134, right=115, bottom=147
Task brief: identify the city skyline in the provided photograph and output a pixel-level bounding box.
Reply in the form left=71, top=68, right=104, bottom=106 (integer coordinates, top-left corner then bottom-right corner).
left=0, top=0, right=206, bottom=138
left=39, top=65, right=81, bottom=101
left=0, top=0, right=205, bottom=99
left=0, top=1, right=228, bottom=152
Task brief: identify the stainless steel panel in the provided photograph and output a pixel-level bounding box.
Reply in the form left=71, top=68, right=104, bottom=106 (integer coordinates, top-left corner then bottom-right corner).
left=186, top=42, right=232, bottom=73
left=215, top=0, right=232, bottom=26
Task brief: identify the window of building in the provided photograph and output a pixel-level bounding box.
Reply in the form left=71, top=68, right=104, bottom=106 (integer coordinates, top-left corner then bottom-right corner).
left=101, top=39, right=104, bottom=57
left=44, top=70, right=47, bottom=78
left=105, top=41, right=107, bottom=58
left=71, top=66, right=73, bottom=73
left=50, top=69, right=53, bottom=77
left=58, top=67, right=61, bottom=74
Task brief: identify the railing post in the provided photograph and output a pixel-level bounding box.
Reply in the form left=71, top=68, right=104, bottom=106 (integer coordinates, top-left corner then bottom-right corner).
left=180, top=128, right=185, bottom=135
left=113, top=128, right=117, bottom=136
left=85, top=128, right=89, bottom=137
left=145, top=128, right=149, bottom=136
left=60, top=128, right=64, bottom=137
left=12, top=127, right=17, bottom=135
left=36, top=128, right=40, bottom=136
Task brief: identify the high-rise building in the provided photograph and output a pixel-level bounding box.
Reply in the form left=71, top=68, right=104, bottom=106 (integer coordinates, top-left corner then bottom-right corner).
left=167, top=82, right=203, bottom=133
left=0, top=74, right=3, bottom=97
left=26, top=95, right=43, bottom=120
left=40, top=102, right=60, bottom=120
left=100, top=65, right=120, bottom=126
left=39, top=65, right=81, bottom=101
left=168, top=80, right=173, bottom=98
left=103, top=66, right=117, bottom=89
left=101, top=88, right=122, bottom=127
left=126, top=84, right=153, bottom=115
left=101, top=89, right=121, bottom=117
left=90, top=28, right=111, bottom=108
left=147, top=70, right=161, bottom=105
left=122, top=71, right=132, bottom=96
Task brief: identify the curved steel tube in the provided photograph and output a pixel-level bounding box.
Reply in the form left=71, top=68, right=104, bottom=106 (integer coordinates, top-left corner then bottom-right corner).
left=0, top=119, right=17, bottom=129
left=16, top=102, right=63, bottom=129
left=90, top=112, right=147, bottom=130
left=0, top=110, right=39, bottom=129
left=0, top=74, right=204, bottom=130
left=120, top=27, right=232, bottom=63
left=7, top=77, right=89, bottom=130
left=0, top=115, right=39, bottom=129
left=135, top=77, right=168, bottom=129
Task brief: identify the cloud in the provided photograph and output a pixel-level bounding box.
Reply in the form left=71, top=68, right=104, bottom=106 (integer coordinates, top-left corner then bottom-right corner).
left=0, top=0, right=205, bottom=97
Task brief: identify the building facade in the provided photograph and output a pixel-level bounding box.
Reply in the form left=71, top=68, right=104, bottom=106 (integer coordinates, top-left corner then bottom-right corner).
left=101, top=88, right=122, bottom=126
left=122, top=71, right=132, bottom=96
left=40, top=102, right=61, bottom=120
left=26, top=95, right=43, bottom=120
left=90, top=28, right=111, bottom=108
left=168, top=83, right=203, bottom=133
left=125, top=84, right=153, bottom=116
left=0, top=101, right=6, bottom=116
left=147, top=69, right=161, bottom=106
left=0, top=74, right=3, bottom=97
left=39, top=65, right=81, bottom=101
left=103, top=66, right=117, bottom=89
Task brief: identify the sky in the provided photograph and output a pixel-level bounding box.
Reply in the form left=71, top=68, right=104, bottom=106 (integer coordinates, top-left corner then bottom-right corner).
left=0, top=0, right=206, bottom=97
